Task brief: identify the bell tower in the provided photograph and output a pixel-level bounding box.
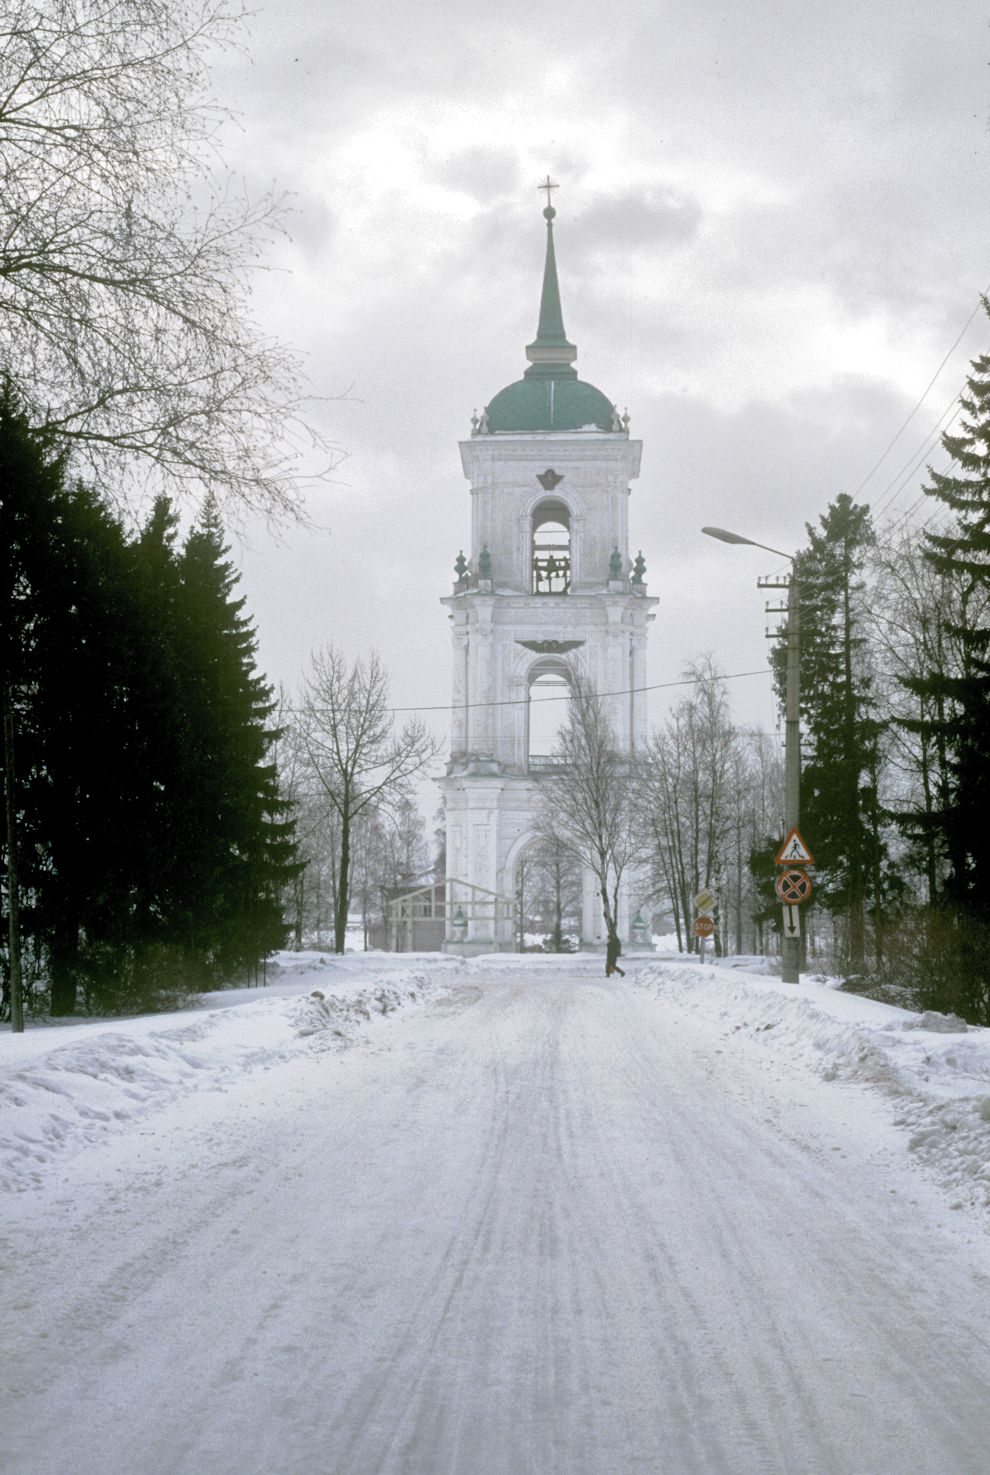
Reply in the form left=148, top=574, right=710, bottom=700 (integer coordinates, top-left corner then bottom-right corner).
left=439, top=190, right=657, bottom=951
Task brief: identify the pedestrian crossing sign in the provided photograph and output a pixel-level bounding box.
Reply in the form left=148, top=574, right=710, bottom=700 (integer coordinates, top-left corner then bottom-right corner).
left=774, top=827, right=814, bottom=866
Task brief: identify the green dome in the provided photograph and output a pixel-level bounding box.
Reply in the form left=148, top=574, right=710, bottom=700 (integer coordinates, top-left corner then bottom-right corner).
left=486, top=373, right=614, bottom=433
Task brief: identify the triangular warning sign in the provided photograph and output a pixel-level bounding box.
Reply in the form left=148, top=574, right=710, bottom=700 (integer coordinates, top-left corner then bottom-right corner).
left=775, top=827, right=814, bottom=866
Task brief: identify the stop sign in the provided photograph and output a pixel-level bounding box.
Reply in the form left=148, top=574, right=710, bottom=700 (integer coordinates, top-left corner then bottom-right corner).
left=693, top=915, right=715, bottom=938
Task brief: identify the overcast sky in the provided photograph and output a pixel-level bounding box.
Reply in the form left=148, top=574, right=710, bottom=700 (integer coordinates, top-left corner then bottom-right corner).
left=213, top=0, right=988, bottom=772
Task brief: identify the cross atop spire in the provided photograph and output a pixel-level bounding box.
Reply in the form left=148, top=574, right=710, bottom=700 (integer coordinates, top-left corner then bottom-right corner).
left=537, top=174, right=559, bottom=216
left=525, top=179, right=577, bottom=375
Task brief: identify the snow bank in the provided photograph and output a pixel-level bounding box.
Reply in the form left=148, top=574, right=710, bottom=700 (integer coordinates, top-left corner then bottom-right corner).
left=0, top=955, right=461, bottom=1193
left=635, top=963, right=990, bottom=1217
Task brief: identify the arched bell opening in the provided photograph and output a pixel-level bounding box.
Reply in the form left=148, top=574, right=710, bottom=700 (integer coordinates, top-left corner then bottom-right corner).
left=532, top=498, right=571, bottom=594
left=526, top=660, right=571, bottom=772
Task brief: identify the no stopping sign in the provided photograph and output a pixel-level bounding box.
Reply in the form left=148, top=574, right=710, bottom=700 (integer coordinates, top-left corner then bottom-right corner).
left=775, top=868, right=812, bottom=904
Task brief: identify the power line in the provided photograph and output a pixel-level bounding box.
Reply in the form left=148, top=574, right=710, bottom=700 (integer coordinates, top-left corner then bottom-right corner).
left=872, top=390, right=963, bottom=520
left=391, top=667, right=774, bottom=713
left=853, top=285, right=988, bottom=502
left=282, top=666, right=775, bottom=719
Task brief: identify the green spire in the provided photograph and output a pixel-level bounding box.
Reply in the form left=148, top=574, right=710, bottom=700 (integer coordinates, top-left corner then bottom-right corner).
left=525, top=202, right=577, bottom=378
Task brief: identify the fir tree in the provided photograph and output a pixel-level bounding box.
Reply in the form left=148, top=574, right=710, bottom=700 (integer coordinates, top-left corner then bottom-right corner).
left=776, top=494, right=889, bottom=970
left=903, top=303, right=990, bottom=922
left=3, top=394, right=293, bottom=1014
left=175, top=502, right=297, bottom=978
left=2, top=385, right=146, bottom=1011
left=2, top=386, right=68, bottom=1010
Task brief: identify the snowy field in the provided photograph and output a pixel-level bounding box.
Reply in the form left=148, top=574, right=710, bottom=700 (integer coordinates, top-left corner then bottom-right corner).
left=3, top=952, right=990, bottom=1473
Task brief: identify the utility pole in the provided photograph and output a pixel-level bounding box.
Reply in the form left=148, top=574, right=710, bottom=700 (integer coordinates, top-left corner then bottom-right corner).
left=760, top=572, right=801, bottom=984
left=702, top=526, right=804, bottom=984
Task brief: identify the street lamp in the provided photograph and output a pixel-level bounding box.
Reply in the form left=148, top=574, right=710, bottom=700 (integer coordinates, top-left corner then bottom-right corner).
left=702, top=526, right=802, bottom=984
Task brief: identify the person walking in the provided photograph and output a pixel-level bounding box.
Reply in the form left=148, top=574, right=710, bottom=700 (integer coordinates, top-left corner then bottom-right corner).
left=605, top=932, right=625, bottom=977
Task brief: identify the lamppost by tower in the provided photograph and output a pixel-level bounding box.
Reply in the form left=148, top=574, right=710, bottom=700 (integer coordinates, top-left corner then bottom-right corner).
left=702, top=526, right=802, bottom=984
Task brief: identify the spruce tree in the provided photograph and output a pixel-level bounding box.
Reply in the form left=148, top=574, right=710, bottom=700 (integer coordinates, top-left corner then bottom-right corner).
left=175, top=502, right=296, bottom=979
left=2, top=387, right=67, bottom=1009
left=903, top=304, right=990, bottom=923
left=3, top=395, right=294, bottom=1012
left=777, top=494, right=889, bottom=970
left=2, top=386, right=145, bottom=1011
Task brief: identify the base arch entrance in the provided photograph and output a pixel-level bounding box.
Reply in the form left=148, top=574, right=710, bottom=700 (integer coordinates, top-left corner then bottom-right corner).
left=508, top=833, right=585, bottom=953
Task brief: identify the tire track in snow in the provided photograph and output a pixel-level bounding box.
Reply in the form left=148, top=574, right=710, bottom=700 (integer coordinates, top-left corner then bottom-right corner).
left=6, top=968, right=990, bottom=1475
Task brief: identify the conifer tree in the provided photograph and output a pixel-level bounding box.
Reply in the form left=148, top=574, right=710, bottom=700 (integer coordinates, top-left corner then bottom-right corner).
left=2, top=387, right=67, bottom=1009
left=3, top=395, right=295, bottom=1014
left=126, top=498, right=189, bottom=969
left=903, top=303, right=990, bottom=920
left=175, top=503, right=297, bottom=978
left=2, top=385, right=145, bottom=1011
left=778, top=494, right=889, bottom=970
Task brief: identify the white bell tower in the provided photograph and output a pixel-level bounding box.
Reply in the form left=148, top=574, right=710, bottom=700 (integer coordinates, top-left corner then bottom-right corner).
left=438, top=190, right=657, bottom=952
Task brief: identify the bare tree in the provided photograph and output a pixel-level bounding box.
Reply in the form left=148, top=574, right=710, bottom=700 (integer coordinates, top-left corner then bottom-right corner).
left=638, top=662, right=733, bottom=951
left=638, top=660, right=780, bottom=956
left=298, top=648, right=439, bottom=953
left=271, top=688, right=339, bottom=949
left=0, top=0, right=335, bottom=516
left=350, top=798, right=430, bottom=947
left=537, top=672, right=643, bottom=959
left=513, top=846, right=534, bottom=952
left=639, top=710, right=692, bottom=949
left=528, top=831, right=583, bottom=952
left=737, top=728, right=784, bottom=954
left=868, top=525, right=988, bottom=905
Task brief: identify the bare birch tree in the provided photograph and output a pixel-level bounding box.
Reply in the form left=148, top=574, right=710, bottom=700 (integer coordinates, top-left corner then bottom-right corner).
left=0, top=0, right=334, bottom=516
left=537, top=672, right=643, bottom=958
left=298, top=648, right=439, bottom=953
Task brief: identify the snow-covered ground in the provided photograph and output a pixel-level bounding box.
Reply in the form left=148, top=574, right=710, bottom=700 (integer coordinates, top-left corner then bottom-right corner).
left=3, top=953, right=990, bottom=1474
left=0, top=950, right=464, bottom=1192
left=635, top=960, right=990, bottom=1221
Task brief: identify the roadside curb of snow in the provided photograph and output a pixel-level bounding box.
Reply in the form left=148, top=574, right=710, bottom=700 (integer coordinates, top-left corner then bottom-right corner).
left=0, top=968, right=454, bottom=1193
left=634, top=963, right=990, bottom=1220
left=289, top=971, right=442, bottom=1044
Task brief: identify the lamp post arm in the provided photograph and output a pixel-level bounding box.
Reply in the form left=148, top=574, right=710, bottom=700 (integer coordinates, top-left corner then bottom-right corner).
left=701, top=527, right=793, bottom=563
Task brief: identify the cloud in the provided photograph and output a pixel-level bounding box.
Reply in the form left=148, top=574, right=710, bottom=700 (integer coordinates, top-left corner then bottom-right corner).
left=217, top=0, right=988, bottom=749
left=570, top=189, right=704, bottom=254
left=428, top=147, right=523, bottom=203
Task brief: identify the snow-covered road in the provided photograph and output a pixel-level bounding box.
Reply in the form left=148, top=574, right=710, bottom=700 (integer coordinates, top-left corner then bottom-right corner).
left=5, top=962, right=990, bottom=1474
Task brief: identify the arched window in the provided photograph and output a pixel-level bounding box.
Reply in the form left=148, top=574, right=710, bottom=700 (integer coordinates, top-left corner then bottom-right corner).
left=527, top=665, right=570, bottom=771
left=531, top=499, right=571, bottom=594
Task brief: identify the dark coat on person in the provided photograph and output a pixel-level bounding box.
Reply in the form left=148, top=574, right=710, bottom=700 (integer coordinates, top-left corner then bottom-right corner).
left=605, top=933, right=623, bottom=975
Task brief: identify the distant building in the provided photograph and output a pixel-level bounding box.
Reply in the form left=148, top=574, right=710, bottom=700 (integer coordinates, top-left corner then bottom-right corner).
left=367, top=880, right=446, bottom=954
left=438, top=194, right=656, bottom=952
